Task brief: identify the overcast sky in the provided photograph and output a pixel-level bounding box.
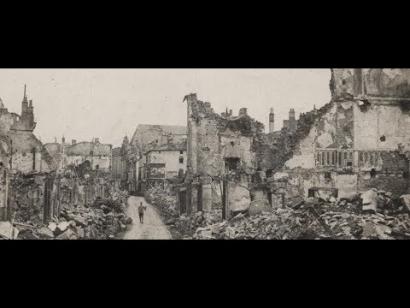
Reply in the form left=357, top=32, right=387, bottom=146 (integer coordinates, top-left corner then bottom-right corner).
left=0, top=69, right=331, bottom=147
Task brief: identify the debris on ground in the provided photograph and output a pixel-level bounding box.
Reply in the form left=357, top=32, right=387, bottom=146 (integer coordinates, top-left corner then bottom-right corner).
left=192, top=189, right=410, bottom=240
left=144, top=186, right=178, bottom=218
left=8, top=182, right=132, bottom=240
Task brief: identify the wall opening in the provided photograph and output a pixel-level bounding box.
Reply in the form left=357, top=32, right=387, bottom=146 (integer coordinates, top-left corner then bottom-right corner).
left=370, top=168, right=377, bottom=178
left=225, top=157, right=240, bottom=171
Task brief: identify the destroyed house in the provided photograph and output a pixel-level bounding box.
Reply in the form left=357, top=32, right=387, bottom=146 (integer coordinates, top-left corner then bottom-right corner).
left=44, top=138, right=112, bottom=172
left=175, top=93, right=265, bottom=216
left=128, top=123, right=187, bottom=193
left=140, top=140, right=187, bottom=192
left=0, top=86, right=53, bottom=174
left=273, top=69, right=410, bottom=201
left=130, top=124, right=187, bottom=154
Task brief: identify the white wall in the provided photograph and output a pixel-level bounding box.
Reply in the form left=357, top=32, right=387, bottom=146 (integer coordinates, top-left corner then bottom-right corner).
left=354, top=103, right=410, bottom=151
left=147, top=150, right=187, bottom=178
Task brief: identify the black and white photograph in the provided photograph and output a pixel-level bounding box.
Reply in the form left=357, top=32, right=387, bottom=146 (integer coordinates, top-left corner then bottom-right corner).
left=0, top=68, right=409, bottom=240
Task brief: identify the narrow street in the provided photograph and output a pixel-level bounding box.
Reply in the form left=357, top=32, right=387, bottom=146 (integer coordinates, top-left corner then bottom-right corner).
left=122, top=196, right=172, bottom=239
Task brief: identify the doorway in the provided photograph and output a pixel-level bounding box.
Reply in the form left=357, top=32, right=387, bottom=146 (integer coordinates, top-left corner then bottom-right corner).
left=179, top=190, right=187, bottom=214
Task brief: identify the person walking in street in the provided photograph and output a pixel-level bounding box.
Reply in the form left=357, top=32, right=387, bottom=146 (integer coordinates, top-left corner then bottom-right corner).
left=138, top=202, right=147, bottom=224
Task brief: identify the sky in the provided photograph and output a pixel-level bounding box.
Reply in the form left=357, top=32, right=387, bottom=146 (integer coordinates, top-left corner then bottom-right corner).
left=0, top=69, right=331, bottom=147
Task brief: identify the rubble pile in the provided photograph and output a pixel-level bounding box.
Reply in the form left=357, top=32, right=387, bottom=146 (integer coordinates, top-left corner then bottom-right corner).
left=14, top=203, right=133, bottom=240
left=193, top=190, right=410, bottom=240
left=144, top=187, right=178, bottom=218
left=10, top=185, right=131, bottom=240
left=172, top=210, right=222, bottom=238
left=8, top=173, right=45, bottom=225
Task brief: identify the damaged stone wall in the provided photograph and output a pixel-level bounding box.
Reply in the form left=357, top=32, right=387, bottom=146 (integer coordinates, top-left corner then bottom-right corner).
left=331, top=69, right=410, bottom=100
left=182, top=93, right=264, bottom=214
left=354, top=103, right=410, bottom=151
left=185, top=94, right=263, bottom=177
left=274, top=69, right=410, bottom=200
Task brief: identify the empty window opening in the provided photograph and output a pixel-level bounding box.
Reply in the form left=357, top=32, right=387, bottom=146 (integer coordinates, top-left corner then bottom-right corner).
left=370, top=153, right=374, bottom=165
left=179, top=157, right=184, bottom=164
left=380, top=136, right=386, bottom=142
left=225, top=157, right=240, bottom=171
left=403, top=171, right=409, bottom=179
left=370, top=168, right=377, bottom=178
left=180, top=151, right=184, bottom=154
left=325, top=172, right=331, bottom=180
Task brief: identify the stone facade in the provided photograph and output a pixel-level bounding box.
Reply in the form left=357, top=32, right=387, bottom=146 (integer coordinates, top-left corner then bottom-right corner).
left=176, top=93, right=265, bottom=216
left=273, top=68, right=410, bottom=201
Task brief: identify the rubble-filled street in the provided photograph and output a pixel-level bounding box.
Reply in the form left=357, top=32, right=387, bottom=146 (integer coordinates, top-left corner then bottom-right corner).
left=2, top=68, right=410, bottom=240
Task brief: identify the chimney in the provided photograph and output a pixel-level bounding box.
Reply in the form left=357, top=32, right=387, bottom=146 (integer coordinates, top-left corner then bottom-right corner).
left=72, top=139, right=77, bottom=145
left=289, top=108, right=296, bottom=120
left=183, top=93, right=198, bottom=104
left=269, top=107, right=275, bottom=133
left=239, top=108, right=247, bottom=116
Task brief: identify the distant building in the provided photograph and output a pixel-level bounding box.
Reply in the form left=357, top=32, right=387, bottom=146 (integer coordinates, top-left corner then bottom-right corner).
left=140, top=142, right=187, bottom=191
left=44, top=137, right=112, bottom=172
left=130, top=124, right=187, bottom=154
left=127, top=123, right=187, bottom=194
left=111, top=136, right=139, bottom=192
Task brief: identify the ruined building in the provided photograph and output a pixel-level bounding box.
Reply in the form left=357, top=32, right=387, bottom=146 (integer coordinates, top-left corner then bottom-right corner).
left=44, top=137, right=112, bottom=172
left=273, top=69, right=410, bottom=202
left=175, top=93, right=265, bottom=216
left=139, top=141, right=187, bottom=192
left=111, top=136, right=140, bottom=192
left=126, top=124, right=187, bottom=194
left=130, top=124, right=187, bottom=154
left=0, top=85, right=53, bottom=174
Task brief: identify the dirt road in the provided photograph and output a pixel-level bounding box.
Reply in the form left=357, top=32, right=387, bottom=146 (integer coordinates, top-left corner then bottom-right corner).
left=123, top=196, right=172, bottom=239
